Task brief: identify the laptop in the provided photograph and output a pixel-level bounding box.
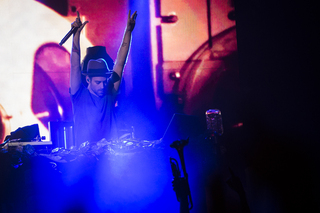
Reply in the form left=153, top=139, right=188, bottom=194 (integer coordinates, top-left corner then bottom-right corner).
left=161, top=113, right=205, bottom=144
left=9, top=124, right=41, bottom=142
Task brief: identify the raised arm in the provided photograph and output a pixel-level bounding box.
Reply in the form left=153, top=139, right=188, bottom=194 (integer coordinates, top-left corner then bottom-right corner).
left=113, top=10, right=137, bottom=92
left=70, top=12, right=88, bottom=95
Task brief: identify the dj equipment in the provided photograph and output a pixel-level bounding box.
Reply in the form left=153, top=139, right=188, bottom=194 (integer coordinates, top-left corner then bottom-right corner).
left=6, top=141, right=52, bottom=146
left=7, top=124, right=41, bottom=142
left=49, top=121, right=74, bottom=149
left=2, top=124, right=52, bottom=151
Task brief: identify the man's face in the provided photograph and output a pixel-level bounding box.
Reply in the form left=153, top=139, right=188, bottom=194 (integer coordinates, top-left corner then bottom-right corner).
left=87, top=76, right=108, bottom=97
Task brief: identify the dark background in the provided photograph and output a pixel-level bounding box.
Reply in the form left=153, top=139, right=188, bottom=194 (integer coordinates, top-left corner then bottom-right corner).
left=234, top=0, right=319, bottom=211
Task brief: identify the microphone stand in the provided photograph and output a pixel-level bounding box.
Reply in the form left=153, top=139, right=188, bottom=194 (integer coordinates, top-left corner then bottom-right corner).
left=205, top=109, right=226, bottom=212
left=170, top=139, right=193, bottom=213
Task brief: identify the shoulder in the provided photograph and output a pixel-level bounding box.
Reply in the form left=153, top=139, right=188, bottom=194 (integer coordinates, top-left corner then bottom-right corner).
left=71, top=84, right=88, bottom=102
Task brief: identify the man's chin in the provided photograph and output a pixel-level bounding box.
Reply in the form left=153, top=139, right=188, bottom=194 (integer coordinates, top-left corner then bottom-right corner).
left=95, top=91, right=105, bottom=97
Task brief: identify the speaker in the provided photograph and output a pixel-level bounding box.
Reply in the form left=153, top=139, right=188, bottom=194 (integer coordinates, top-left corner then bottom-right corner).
left=49, top=121, right=74, bottom=149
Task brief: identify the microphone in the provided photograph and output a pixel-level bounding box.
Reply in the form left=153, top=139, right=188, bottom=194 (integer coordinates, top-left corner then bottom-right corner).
left=206, top=109, right=223, bottom=136
left=59, top=26, right=78, bottom=46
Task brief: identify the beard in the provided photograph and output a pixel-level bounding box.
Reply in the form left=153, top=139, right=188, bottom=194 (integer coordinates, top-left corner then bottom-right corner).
left=95, top=89, right=106, bottom=97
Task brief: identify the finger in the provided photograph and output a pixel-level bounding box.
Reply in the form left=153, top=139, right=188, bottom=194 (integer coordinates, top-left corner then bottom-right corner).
left=128, top=10, right=131, bottom=20
left=79, top=21, right=89, bottom=31
left=77, top=11, right=80, bottom=19
left=131, top=11, right=137, bottom=20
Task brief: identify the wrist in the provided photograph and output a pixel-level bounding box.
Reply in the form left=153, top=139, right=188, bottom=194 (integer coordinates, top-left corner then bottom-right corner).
left=72, top=46, right=80, bottom=53
left=125, top=27, right=133, bottom=33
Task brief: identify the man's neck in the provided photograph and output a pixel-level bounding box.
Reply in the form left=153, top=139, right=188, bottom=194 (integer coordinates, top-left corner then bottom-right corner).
left=87, top=86, right=102, bottom=98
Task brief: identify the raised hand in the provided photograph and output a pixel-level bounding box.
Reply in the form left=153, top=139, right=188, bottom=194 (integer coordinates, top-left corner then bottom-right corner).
left=70, top=11, right=88, bottom=95
left=71, top=11, right=88, bottom=34
left=126, top=10, right=137, bottom=32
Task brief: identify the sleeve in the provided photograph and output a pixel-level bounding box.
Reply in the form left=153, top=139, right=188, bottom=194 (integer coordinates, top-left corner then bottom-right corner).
left=106, top=72, right=121, bottom=95
left=71, top=83, right=85, bottom=104
left=111, top=71, right=121, bottom=83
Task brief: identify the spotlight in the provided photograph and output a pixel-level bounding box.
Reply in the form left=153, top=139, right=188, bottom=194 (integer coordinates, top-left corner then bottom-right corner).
left=169, top=72, right=181, bottom=80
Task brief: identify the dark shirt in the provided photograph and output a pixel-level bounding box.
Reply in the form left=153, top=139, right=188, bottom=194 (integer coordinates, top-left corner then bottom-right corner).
left=71, top=83, right=118, bottom=146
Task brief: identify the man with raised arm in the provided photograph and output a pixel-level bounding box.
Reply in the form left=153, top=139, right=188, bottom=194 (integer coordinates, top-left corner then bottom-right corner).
left=70, top=10, right=137, bottom=146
